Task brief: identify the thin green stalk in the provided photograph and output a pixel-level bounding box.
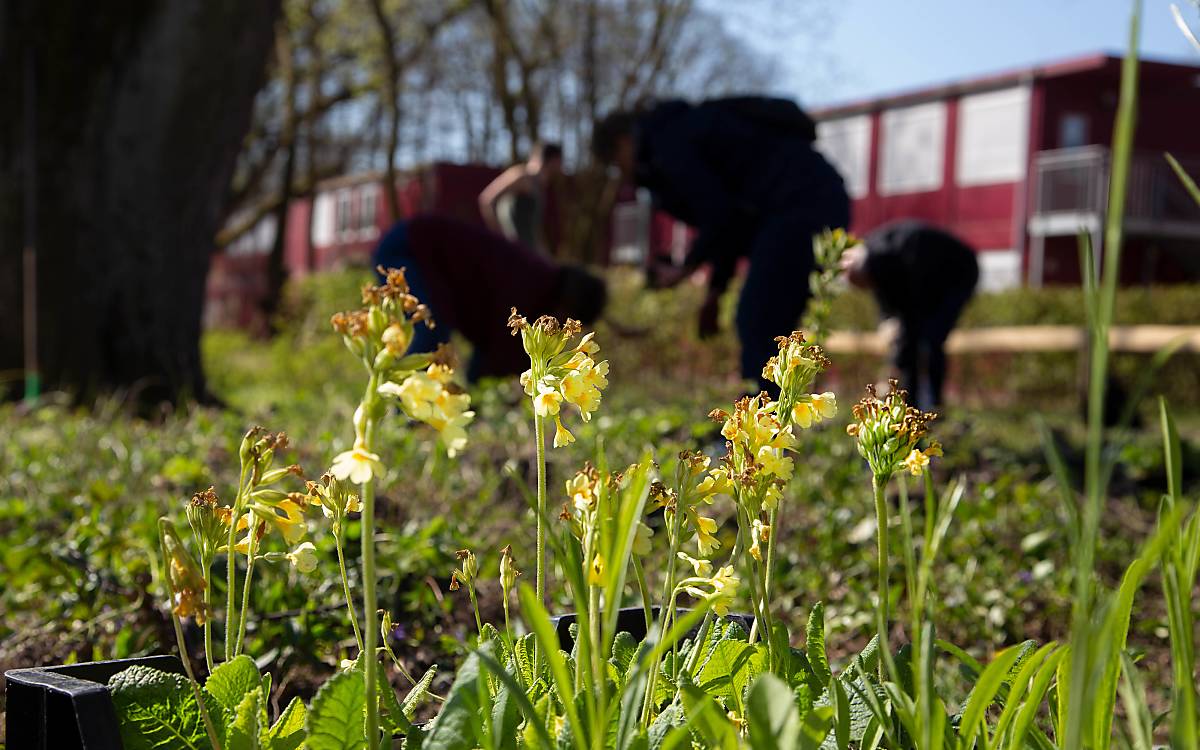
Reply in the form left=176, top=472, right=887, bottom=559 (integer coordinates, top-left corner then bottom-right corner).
left=534, top=414, right=548, bottom=606
left=201, top=556, right=214, bottom=673
left=224, top=506, right=239, bottom=664
left=1066, top=3, right=1139, bottom=744
left=873, top=474, right=890, bottom=683
left=334, top=524, right=364, bottom=652
left=762, top=502, right=781, bottom=616
left=632, top=555, right=653, bottom=634
left=362, top=440, right=380, bottom=750
left=467, top=583, right=484, bottom=639
left=171, top=612, right=223, bottom=750
left=233, top=511, right=258, bottom=657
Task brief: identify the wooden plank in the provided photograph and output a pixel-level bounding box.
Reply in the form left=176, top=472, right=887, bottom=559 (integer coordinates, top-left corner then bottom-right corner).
left=824, top=325, right=1200, bottom=355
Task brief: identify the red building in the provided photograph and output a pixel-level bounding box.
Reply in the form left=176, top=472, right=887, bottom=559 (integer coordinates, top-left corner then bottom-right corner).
left=811, top=53, right=1200, bottom=289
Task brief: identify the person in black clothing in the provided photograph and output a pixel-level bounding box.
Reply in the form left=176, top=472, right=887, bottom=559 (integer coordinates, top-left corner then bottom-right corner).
left=592, top=97, right=850, bottom=392
left=840, top=220, right=979, bottom=409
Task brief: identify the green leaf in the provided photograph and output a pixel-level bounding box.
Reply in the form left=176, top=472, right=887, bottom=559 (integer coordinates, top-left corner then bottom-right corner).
left=517, top=584, right=588, bottom=750
left=955, top=644, right=1023, bottom=748
left=746, top=673, right=803, bottom=749
left=265, top=697, right=306, bottom=750
left=806, top=603, right=831, bottom=688
left=474, top=646, right=555, bottom=750
left=679, top=682, right=739, bottom=750
left=421, top=650, right=487, bottom=750
left=305, top=668, right=367, bottom=750
left=227, top=686, right=262, bottom=750
left=694, top=639, right=757, bottom=708
left=109, top=665, right=210, bottom=750
left=205, top=655, right=262, bottom=716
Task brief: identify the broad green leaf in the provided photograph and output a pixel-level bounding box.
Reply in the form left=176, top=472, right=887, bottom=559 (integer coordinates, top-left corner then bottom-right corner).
left=421, top=650, right=487, bottom=750
left=679, top=683, right=738, bottom=750
left=266, top=697, right=306, bottom=750
left=206, top=655, right=262, bottom=716
left=305, top=668, right=367, bottom=750
left=746, top=673, right=802, bottom=749
left=806, top=603, right=831, bottom=688
left=226, top=686, right=262, bottom=750
left=831, top=678, right=850, bottom=750
left=694, top=639, right=757, bottom=708
left=109, top=665, right=210, bottom=750
left=799, top=706, right=835, bottom=750
left=490, top=683, right=520, bottom=750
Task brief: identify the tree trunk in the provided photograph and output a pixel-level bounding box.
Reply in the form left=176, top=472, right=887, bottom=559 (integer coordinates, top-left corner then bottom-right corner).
left=0, top=0, right=280, bottom=404
left=262, top=29, right=299, bottom=332
left=367, top=0, right=402, bottom=221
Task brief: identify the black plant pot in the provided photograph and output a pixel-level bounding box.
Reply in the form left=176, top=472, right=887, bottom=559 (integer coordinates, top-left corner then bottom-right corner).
left=4, top=654, right=184, bottom=750
left=551, top=606, right=754, bottom=651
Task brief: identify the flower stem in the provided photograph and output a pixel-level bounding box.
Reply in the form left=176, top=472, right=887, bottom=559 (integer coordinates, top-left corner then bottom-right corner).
left=534, top=414, right=547, bottom=606
left=224, top=514, right=238, bottom=664
left=361, top=421, right=380, bottom=750
left=873, top=473, right=889, bottom=683
left=171, top=612, right=223, bottom=750
left=335, top=524, right=364, bottom=652
left=233, top=512, right=258, bottom=657
left=202, top=565, right=215, bottom=673
left=468, top=584, right=484, bottom=639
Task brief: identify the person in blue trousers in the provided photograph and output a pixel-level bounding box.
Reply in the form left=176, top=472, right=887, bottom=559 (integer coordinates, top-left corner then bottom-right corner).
left=591, top=96, right=851, bottom=393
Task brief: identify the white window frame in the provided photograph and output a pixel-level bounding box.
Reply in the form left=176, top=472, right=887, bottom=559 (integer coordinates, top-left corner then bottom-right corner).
left=816, top=115, right=872, bottom=199
left=359, top=185, right=379, bottom=239
left=335, top=189, right=354, bottom=242
left=878, top=101, right=946, bottom=196
left=956, top=86, right=1031, bottom=187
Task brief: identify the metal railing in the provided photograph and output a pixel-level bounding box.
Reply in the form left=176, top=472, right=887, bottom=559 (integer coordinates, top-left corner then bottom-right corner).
left=1032, top=146, right=1200, bottom=229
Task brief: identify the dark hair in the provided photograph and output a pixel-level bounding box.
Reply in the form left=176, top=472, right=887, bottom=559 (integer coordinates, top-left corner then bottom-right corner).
left=531, top=141, right=563, bottom=162
left=591, top=111, right=636, bottom=163
left=556, top=265, right=607, bottom=325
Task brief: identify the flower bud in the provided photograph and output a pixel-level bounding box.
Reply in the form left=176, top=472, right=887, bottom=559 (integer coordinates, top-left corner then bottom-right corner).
left=499, top=545, right=520, bottom=596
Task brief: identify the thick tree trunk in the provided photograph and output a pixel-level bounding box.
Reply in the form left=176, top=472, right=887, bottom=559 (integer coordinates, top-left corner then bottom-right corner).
left=0, top=0, right=280, bottom=404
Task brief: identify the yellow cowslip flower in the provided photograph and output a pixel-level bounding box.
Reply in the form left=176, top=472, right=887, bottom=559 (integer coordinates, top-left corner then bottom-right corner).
left=565, top=469, right=597, bottom=512
left=519, top=369, right=535, bottom=396
left=582, top=360, right=609, bottom=391
left=689, top=510, right=720, bottom=556
left=588, top=553, right=605, bottom=586
left=720, top=417, right=740, bottom=441
left=261, top=498, right=306, bottom=544
left=330, top=445, right=384, bottom=485
left=697, top=467, right=732, bottom=497
left=677, top=551, right=713, bottom=578
left=574, top=332, right=600, bottom=356
left=533, top=384, right=562, bottom=417
left=163, top=528, right=210, bottom=624
left=903, top=449, right=930, bottom=476
left=761, top=483, right=784, bottom=513
left=287, top=541, right=318, bottom=573
left=553, top=417, right=575, bottom=448
left=811, top=392, right=837, bottom=419
left=749, top=518, right=770, bottom=562
left=755, top=446, right=793, bottom=482
left=685, top=564, right=739, bottom=617
left=381, top=322, right=411, bottom=355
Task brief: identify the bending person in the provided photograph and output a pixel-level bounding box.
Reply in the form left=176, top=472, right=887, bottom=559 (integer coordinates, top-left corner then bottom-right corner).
left=478, top=142, right=563, bottom=256
left=840, top=220, right=979, bottom=409
left=372, top=214, right=606, bottom=381
left=591, top=97, right=849, bottom=393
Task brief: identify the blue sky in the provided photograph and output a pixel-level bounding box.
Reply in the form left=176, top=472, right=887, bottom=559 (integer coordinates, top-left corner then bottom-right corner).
left=762, top=0, right=1200, bottom=106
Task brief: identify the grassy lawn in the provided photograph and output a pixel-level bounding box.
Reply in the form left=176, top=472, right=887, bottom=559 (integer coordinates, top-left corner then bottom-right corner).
left=2, top=269, right=1197, bottom=732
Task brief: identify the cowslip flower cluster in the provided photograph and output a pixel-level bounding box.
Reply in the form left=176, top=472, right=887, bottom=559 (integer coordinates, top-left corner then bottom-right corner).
left=331, top=267, right=474, bottom=479
left=707, top=393, right=796, bottom=513
left=762, top=332, right=837, bottom=432
left=509, top=309, right=609, bottom=448
left=846, top=379, right=941, bottom=480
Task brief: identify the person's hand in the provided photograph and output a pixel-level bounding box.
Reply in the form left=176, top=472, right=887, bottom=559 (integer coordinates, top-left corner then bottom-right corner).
left=697, top=293, right=721, bottom=339
left=648, top=259, right=693, bottom=290
left=839, top=243, right=872, bottom=289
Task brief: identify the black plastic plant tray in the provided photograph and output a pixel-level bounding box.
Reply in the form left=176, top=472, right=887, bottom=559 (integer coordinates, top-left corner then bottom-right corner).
left=551, top=606, right=754, bottom=651
left=4, top=654, right=184, bottom=750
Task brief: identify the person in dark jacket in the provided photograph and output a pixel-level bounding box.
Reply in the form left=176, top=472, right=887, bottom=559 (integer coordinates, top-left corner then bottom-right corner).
left=372, top=214, right=607, bottom=381
left=591, top=97, right=850, bottom=392
left=840, top=220, right=979, bottom=409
